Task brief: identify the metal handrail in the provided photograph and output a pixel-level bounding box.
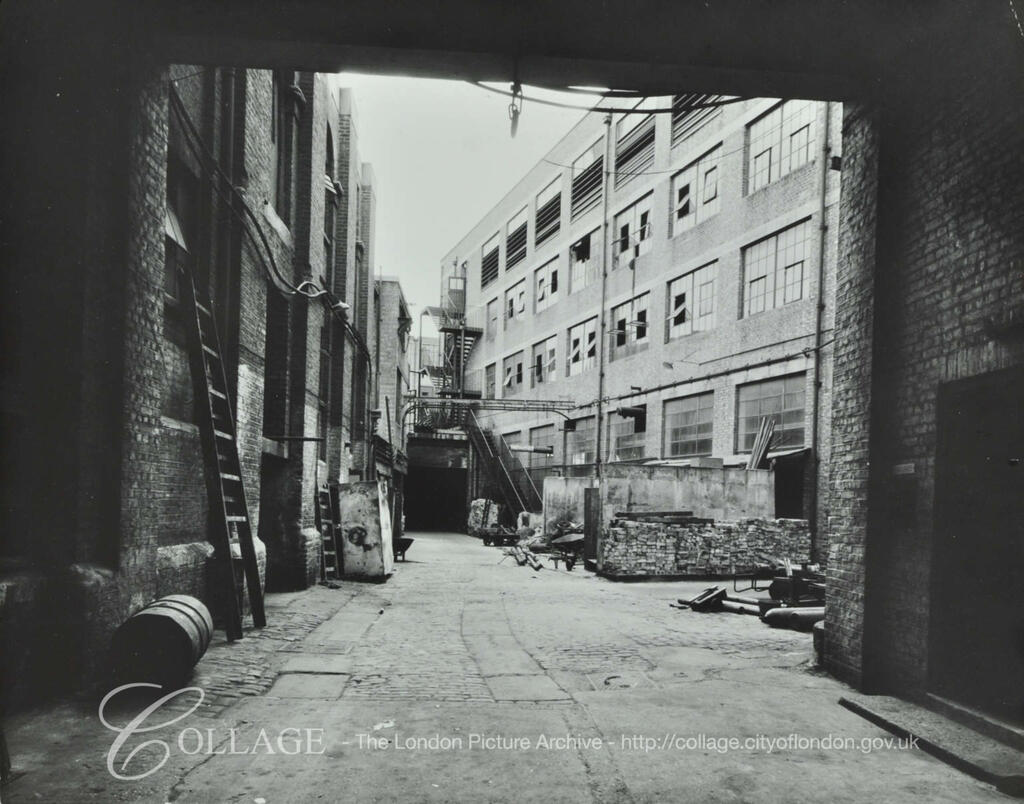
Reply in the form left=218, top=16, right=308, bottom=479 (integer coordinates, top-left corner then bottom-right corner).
left=467, top=410, right=527, bottom=513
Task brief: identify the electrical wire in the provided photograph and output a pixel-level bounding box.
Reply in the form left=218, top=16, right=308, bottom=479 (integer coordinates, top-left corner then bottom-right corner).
left=169, top=84, right=332, bottom=302
left=168, top=83, right=377, bottom=370
left=469, top=81, right=750, bottom=114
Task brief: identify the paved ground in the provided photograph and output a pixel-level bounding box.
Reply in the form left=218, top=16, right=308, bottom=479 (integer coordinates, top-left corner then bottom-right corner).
left=2, top=531, right=1008, bottom=803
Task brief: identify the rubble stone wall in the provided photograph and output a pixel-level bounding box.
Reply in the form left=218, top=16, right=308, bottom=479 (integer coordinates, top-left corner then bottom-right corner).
left=600, top=518, right=810, bottom=578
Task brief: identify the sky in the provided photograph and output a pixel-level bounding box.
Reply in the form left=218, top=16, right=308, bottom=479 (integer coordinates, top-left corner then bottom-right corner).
left=333, top=74, right=598, bottom=337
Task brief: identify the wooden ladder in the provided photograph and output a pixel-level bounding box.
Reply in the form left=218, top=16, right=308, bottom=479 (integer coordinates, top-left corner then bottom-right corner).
left=182, top=269, right=266, bottom=641
left=315, top=483, right=341, bottom=581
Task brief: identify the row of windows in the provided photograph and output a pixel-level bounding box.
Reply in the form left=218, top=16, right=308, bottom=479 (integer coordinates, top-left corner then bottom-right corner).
left=485, top=217, right=812, bottom=367
left=547, top=374, right=806, bottom=462
left=478, top=99, right=817, bottom=291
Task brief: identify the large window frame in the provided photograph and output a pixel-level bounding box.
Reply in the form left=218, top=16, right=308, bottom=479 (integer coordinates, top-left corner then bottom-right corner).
left=569, top=230, right=598, bottom=293
left=613, top=194, right=653, bottom=266
left=666, top=261, right=717, bottom=340
left=567, top=317, right=598, bottom=377
left=671, top=145, right=722, bottom=234
left=736, top=374, right=806, bottom=452
left=747, top=100, right=817, bottom=193
left=531, top=335, right=558, bottom=387
left=742, top=219, right=812, bottom=317
left=504, top=278, right=527, bottom=327
left=502, top=351, right=526, bottom=395
left=485, top=297, right=498, bottom=338
left=568, top=417, right=596, bottom=465
left=534, top=259, right=559, bottom=313
left=609, top=405, right=647, bottom=462
left=610, top=292, right=650, bottom=360
left=664, top=392, right=714, bottom=458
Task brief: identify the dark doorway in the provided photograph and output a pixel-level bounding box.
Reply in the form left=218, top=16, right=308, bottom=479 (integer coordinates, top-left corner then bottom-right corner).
left=930, top=366, right=1024, bottom=722
left=405, top=467, right=467, bottom=532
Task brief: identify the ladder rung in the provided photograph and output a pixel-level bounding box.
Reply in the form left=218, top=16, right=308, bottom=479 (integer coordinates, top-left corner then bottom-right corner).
left=226, top=515, right=248, bottom=523
left=202, top=345, right=220, bottom=359
left=210, top=388, right=227, bottom=400
left=221, top=473, right=241, bottom=482
left=197, top=301, right=212, bottom=317
left=214, top=429, right=233, bottom=440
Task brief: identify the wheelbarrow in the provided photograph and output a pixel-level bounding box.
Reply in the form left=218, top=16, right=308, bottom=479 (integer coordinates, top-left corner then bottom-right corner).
left=550, top=532, right=584, bottom=571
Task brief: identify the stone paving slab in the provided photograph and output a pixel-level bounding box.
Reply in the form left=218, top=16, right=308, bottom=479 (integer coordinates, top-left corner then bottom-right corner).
left=485, top=674, right=571, bottom=702
left=266, top=672, right=348, bottom=699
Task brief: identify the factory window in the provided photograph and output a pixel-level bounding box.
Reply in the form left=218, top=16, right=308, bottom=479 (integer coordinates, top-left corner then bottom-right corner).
left=609, top=405, right=647, bottom=461
left=485, top=298, right=498, bottom=338
left=506, top=207, right=528, bottom=270
left=567, top=317, right=598, bottom=376
left=570, top=230, right=597, bottom=293
left=502, top=430, right=522, bottom=449
left=164, top=155, right=199, bottom=303
left=273, top=71, right=303, bottom=227
left=531, top=335, right=558, bottom=387
left=613, top=194, right=652, bottom=267
left=534, top=259, right=559, bottom=313
left=747, top=100, right=816, bottom=193
left=671, top=93, right=724, bottom=147
left=484, top=363, right=496, bottom=399
left=323, top=126, right=338, bottom=287
left=529, top=424, right=557, bottom=468
left=571, top=139, right=603, bottom=219
left=671, top=145, right=721, bottom=234
left=664, top=393, right=714, bottom=458
left=667, top=261, right=717, bottom=340
left=742, top=219, right=811, bottom=316
left=504, top=279, right=527, bottom=326
left=610, top=292, right=649, bottom=359
left=737, top=374, right=806, bottom=451
left=568, top=416, right=596, bottom=465
left=535, top=178, right=561, bottom=247
left=502, top=351, right=525, bottom=395
left=481, top=232, right=500, bottom=289
left=614, top=100, right=657, bottom=189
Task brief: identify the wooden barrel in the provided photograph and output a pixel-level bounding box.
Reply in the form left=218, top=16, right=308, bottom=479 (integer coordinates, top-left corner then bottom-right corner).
left=110, top=595, right=214, bottom=685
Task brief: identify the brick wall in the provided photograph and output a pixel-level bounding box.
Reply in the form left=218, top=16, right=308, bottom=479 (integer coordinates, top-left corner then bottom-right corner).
left=601, top=518, right=810, bottom=577
left=825, top=34, right=1024, bottom=694
left=824, top=104, right=879, bottom=687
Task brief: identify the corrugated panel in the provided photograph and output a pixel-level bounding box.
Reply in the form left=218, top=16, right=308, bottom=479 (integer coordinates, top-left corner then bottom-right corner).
left=671, top=94, right=723, bottom=148
left=615, top=115, right=655, bottom=189
left=571, top=157, right=602, bottom=220
left=534, top=194, right=560, bottom=246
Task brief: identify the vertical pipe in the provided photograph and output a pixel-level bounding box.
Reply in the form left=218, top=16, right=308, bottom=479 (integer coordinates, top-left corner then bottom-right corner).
left=593, top=113, right=613, bottom=480
left=809, top=101, right=832, bottom=559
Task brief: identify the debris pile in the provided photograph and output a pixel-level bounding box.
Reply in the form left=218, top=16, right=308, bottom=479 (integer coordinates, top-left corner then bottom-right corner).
left=676, top=561, right=825, bottom=632
left=467, top=499, right=500, bottom=536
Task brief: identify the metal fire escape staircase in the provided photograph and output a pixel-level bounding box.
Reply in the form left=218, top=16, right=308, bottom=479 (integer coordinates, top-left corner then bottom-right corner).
left=466, top=410, right=543, bottom=517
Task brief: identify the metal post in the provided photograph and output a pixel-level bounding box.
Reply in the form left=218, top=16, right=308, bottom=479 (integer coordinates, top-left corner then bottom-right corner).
left=594, top=113, right=613, bottom=481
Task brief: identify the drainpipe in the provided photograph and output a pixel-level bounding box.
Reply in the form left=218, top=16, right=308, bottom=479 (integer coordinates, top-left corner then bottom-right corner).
left=593, top=113, right=613, bottom=481
left=809, top=101, right=832, bottom=559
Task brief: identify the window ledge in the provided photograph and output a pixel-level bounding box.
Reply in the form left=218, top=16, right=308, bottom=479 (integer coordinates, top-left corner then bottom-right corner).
left=160, top=416, right=199, bottom=435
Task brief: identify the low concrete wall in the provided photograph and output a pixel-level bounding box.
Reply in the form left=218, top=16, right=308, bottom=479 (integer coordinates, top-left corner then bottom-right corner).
left=543, top=465, right=775, bottom=534
left=600, top=518, right=810, bottom=578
